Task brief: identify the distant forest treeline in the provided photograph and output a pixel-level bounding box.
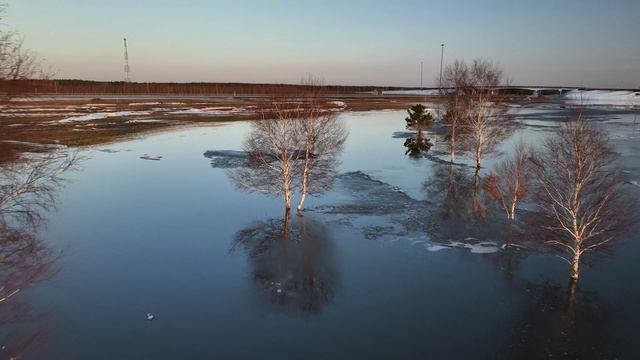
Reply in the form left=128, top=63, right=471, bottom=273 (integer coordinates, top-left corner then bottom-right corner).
left=2, top=80, right=629, bottom=98
left=0, top=79, right=403, bottom=96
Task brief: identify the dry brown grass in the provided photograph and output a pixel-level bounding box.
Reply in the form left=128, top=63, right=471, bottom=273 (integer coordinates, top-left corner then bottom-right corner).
left=0, top=95, right=440, bottom=163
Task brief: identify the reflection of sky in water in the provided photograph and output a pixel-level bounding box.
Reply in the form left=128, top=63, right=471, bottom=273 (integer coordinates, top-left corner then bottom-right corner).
left=16, top=105, right=640, bottom=359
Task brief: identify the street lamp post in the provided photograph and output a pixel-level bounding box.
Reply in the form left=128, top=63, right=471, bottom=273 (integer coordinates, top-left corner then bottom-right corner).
left=439, top=43, right=445, bottom=94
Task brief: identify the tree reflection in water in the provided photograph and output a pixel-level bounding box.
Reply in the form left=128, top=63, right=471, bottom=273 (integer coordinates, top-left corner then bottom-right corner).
left=507, top=282, right=618, bottom=359
left=231, top=212, right=338, bottom=316
left=424, top=163, right=530, bottom=280
left=0, top=151, right=78, bottom=358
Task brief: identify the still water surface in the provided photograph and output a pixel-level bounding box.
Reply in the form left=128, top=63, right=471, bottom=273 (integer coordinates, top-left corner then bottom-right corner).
left=8, top=105, right=640, bottom=359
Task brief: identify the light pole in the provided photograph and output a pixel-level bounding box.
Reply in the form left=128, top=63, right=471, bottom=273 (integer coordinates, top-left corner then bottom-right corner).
left=420, top=61, right=424, bottom=88
left=439, top=43, right=445, bottom=94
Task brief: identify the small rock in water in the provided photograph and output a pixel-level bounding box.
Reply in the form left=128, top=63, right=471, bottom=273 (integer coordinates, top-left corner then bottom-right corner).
left=146, top=313, right=155, bottom=321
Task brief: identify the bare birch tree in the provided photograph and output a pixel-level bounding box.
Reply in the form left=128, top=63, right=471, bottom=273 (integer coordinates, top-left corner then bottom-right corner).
left=462, top=59, right=511, bottom=171
left=440, top=60, right=472, bottom=163
left=230, top=103, right=303, bottom=212
left=0, top=3, right=51, bottom=101
left=295, top=77, right=347, bottom=211
left=529, top=114, right=631, bottom=284
left=441, top=59, right=510, bottom=167
left=296, top=110, right=347, bottom=211
left=464, top=102, right=510, bottom=171
left=484, top=141, right=533, bottom=220
left=230, top=76, right=346, bottom=213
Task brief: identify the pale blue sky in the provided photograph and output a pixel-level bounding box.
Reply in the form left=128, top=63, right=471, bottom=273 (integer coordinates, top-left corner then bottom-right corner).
left=5, top=0, right=639, bottom=87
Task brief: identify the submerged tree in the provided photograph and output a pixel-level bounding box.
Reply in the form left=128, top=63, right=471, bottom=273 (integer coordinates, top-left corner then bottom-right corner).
left=462, top=59, right=511, bottom=170
left=230, top=104, right=303, bottom=211
left=296, top=78, right=348, bottom=211
left=403, top=104, right=433, bottom=158
left=440, top=59, right=511, bottom=168
left=229, top=95, right=346, bottom=213
left=440, top=60, right=472, bottom=163
left=464, top=101, right=511, bottom=171
left=529, top=115, right=631, bottom=285
left=484, top=141, right=533, bottom=220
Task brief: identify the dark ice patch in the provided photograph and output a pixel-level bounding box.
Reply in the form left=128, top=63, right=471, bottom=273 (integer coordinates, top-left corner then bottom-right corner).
left=204, top=150, right=250, bottom=168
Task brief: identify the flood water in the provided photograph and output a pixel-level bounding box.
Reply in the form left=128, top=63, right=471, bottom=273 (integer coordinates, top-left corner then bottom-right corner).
left=3, top=103, right=640, bottom=359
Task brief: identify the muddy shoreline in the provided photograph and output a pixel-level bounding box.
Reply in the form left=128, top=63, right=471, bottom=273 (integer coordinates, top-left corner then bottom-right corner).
left=0, top=94, right=537, bottom=163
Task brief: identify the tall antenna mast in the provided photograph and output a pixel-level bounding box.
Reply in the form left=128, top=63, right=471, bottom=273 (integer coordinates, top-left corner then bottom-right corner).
left=123, top=38, right=131, bottom=82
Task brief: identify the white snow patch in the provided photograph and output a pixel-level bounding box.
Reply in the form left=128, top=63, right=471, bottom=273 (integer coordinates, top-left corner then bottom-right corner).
left=0, top=140, right=66, bottom=149
left=127, top=119, right=172, bottom=124
left=128, top=102, right=161, bottom=106
left=0, top=112, right=84, bottom=117
left=57, top=111, right=151, bottom=123
left=328, top=101, right=346, bottom=108
left=383, top=89, right=443, bottom=96
left=564, top=90, right=640, bottom=106
left=168, top=107, right=252, bottom=116
left=2, top=107, right=78, bottom=112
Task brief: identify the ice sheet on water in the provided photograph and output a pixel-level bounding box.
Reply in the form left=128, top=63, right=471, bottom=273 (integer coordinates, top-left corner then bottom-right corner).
left=425, top=240, right=501, bottom=254
left=203, top=150, right=250, bottom=168
left=626, top=180, right=640, bottom=188
left=316, top=171, right=420, bottom=216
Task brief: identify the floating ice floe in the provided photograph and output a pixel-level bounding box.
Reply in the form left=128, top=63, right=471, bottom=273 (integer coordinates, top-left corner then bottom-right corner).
left=57, top=111, right=151, bottom=123
left=140, top=154, right=163, bottom=161
left=425, top=239, right=501, bottom=254
left=626, top=180, right=640, bottom=188
left=563, top=90, right=640, bottom=106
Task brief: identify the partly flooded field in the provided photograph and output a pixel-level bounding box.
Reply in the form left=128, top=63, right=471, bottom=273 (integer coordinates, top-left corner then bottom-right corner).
left=2, top=103, right=640, bottom=359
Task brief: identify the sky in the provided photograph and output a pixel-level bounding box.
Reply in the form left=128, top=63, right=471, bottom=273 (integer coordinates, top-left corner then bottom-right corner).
left=4, top=0, right=640, bottom=88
